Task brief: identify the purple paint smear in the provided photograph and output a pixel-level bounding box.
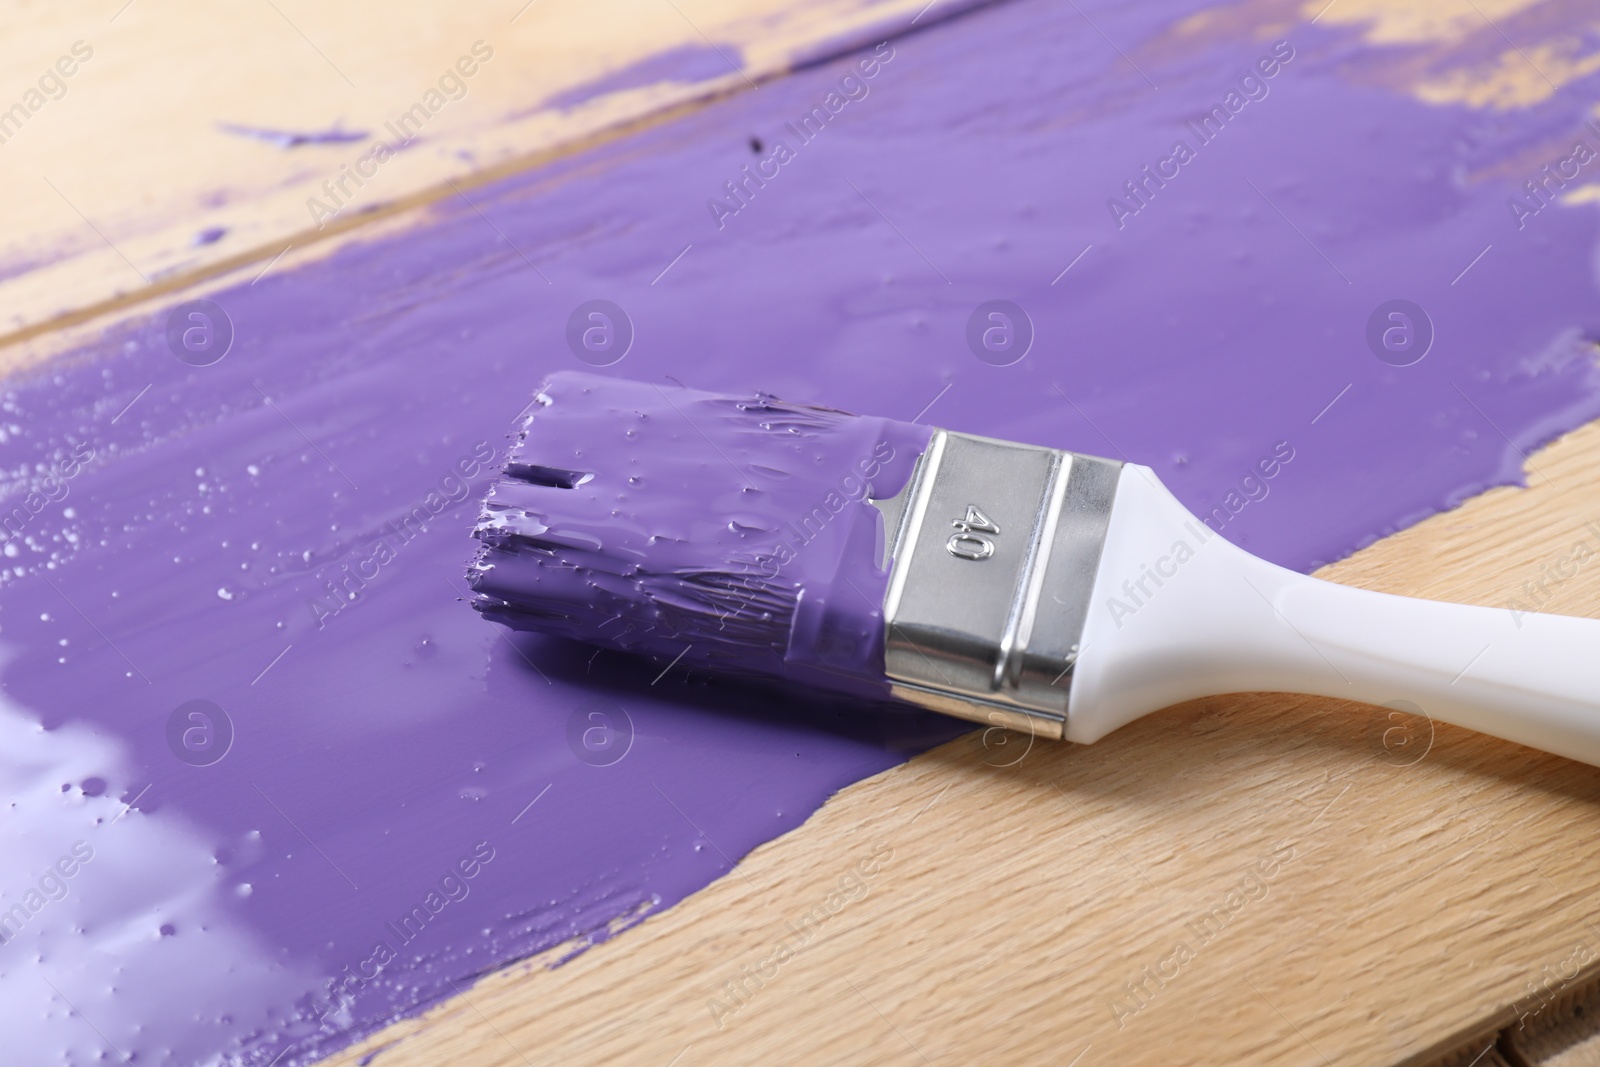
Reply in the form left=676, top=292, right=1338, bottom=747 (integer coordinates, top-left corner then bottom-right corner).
left=540, top=43, right=747, bottom=111
left=2, top=0, right=1600, bottom=1062
left=217, top=122, right=369, bottom=149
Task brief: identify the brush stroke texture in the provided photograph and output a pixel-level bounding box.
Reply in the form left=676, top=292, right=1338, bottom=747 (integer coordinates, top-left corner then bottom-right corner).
left=1, top=0, right=1599, bottom=1062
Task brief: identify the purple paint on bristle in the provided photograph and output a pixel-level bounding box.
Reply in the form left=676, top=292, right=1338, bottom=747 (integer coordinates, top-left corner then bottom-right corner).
left=468, top=373, right=930, bottom=691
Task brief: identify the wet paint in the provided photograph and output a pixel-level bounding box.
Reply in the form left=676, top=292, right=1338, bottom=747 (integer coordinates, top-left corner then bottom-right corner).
left=468, top=371, right=930, bottom=693
left=2, top=0, right=1599, bottom=1062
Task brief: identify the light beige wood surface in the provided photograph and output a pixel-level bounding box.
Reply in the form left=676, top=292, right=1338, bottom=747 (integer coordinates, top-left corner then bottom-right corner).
left=5, top=1, right=1600, bottom=1064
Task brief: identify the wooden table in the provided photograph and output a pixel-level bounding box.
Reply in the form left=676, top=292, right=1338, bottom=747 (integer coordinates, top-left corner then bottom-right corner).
left=6, top=2, right=1600, bottom=1064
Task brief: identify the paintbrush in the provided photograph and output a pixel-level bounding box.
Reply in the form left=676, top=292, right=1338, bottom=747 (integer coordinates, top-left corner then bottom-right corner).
left=468, top=372, right=1600, bottom=766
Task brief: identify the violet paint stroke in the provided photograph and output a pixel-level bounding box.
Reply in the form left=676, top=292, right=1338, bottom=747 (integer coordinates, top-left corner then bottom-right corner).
left=217, top=122, right=369, bottom=149
left=540, top=42, right=747, bottom=111
left=2, top=0, right=1600, bottom=1062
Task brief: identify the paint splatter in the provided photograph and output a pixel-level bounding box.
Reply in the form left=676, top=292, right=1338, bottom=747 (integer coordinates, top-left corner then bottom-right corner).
left=217, top=122, right=369, bottom=149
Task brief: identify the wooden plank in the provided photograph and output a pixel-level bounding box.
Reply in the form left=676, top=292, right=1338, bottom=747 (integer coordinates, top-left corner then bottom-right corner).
left=1504, top=970, right=1600, bottom=1066
left=306, top=418, right=1600, bottom=1065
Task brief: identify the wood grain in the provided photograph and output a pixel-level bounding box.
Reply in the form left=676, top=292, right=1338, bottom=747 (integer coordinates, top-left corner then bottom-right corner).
left=304, top=419, right=1600, bottom=1066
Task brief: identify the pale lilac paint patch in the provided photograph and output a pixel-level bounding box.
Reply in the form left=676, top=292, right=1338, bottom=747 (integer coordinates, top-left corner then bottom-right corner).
left=539, top=43, right=746, bottom=112
left=1, top=0, right=1599, bottom=1063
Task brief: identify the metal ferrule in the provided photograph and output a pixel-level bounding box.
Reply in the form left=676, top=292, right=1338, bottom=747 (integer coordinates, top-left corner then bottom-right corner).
left=870, top=430, right=1122, bottom=739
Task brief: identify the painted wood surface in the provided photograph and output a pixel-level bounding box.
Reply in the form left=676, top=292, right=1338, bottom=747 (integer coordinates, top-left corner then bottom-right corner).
left=0, top=0, right=939, bottom=344
left=4, top=0, right=1600, bottom=1063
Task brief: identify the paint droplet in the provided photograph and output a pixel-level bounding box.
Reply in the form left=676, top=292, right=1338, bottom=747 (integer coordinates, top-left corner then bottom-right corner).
left=159, top=923, right=177, bottom=937
left=236, top=883, right=253, bottom=897
left=217, top=587, right=234, bottom=600
left=82, top=777, right=107, bottom=797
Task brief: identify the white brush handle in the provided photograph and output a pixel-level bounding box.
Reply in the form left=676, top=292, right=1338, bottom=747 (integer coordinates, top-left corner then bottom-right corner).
left=1068, top=465, right=1600, bottom=766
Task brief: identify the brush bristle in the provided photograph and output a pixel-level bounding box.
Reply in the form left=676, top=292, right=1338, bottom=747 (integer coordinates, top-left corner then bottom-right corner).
left=468, top=373, right=930, bottom=690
